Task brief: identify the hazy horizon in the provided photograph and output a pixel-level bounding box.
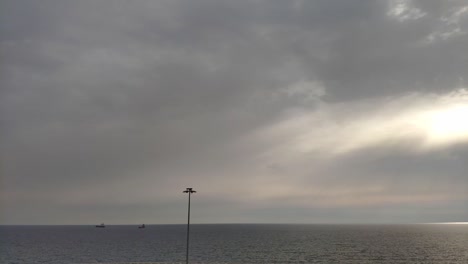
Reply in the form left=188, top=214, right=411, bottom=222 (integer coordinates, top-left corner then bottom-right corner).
left=2, top=0, right=468, bottom=225
left=2, top=222, right=468, bottom=226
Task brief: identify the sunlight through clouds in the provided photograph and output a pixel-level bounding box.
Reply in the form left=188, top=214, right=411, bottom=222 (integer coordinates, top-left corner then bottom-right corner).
left=241, top=89, right=468, bottom=209
left=255, top=89, right=468, bottom=157
left=2, top=0, right=468, bottom=224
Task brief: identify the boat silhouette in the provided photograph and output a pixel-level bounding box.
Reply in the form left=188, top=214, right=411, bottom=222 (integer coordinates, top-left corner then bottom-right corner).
left=138, top=224, right=145, bottom=228
left=95, top=223, right=105, bottom=228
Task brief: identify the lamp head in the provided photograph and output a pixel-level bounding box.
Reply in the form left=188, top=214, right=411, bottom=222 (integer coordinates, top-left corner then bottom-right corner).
left=183, top=187, right=196, bottom=193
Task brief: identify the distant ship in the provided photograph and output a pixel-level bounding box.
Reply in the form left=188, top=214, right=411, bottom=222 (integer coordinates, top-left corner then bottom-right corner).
left=138, top=224, right=145, bottom=229
left=95, top=223, right=105, bottom=228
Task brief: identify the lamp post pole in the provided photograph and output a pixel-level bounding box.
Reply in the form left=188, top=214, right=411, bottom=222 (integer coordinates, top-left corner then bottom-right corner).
left=183, top=188, right=196, bottom=264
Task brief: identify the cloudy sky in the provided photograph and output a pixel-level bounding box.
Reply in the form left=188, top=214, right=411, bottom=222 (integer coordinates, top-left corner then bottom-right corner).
left=1, top=0, right=468, bottom=225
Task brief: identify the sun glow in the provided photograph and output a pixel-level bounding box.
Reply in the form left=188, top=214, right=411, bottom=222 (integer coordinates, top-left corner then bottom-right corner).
left=433, top=222, right=468, bottom=225
left=424, top=104, right=468, bottom=146
left=255, top=89, right=468, bottom=158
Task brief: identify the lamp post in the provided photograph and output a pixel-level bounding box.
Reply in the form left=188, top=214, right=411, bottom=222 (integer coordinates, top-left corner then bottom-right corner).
left=183, top=187, right=196, bottom=264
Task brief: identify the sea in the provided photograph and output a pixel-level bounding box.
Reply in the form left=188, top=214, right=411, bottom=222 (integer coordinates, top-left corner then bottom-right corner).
left=1, top=224, right=467, bottom=263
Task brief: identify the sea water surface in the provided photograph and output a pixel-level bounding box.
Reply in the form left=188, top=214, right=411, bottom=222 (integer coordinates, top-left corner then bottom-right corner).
left=1, top=224, right=468, bottom=263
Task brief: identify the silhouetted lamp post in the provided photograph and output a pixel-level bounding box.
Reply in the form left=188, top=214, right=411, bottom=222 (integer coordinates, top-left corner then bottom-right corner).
left=183, top=187, right=196, bottom=264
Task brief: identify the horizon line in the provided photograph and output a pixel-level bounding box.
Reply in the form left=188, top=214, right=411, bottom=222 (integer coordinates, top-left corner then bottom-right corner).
left=2, top=222, right=467, bottom=226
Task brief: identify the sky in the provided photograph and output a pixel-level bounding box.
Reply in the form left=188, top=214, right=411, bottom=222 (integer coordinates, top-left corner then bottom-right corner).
left=1, top=0, right=468, bottom=225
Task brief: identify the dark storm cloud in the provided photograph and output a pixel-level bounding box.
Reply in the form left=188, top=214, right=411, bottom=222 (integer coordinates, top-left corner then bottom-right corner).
left=1, top=0, right=468, bottom=224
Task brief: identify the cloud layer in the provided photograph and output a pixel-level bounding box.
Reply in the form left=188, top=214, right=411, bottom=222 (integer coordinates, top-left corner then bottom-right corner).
left=1, top=0, right=468, bottom=224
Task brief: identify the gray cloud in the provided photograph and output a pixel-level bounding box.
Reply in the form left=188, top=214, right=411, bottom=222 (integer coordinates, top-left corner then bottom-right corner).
left=1, top=0, right=468, bottom=224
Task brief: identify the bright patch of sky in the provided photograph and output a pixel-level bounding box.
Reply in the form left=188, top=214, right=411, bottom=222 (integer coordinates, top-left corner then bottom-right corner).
left=255, top=89, right=468, bottom=157
left=387, top=0, right=426, bottom=22
left=426, top=5, right=468, bottom=43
